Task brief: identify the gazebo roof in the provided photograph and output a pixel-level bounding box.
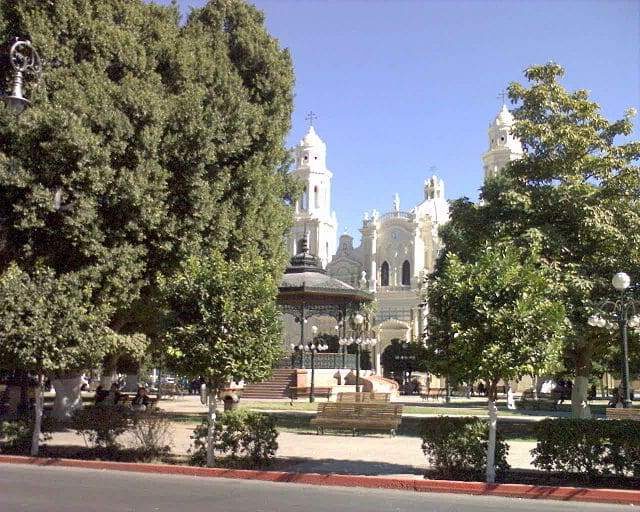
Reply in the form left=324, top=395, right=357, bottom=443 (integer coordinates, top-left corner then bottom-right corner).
left=278, top=237, right=373, bottom=307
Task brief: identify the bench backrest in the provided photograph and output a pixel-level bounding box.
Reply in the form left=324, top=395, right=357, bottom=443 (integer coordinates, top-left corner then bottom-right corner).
left=317, top=402, right=402, bottom=419
left=606, top=407, right=640, bottom=420
left=336, top=392, right=390, bottom=402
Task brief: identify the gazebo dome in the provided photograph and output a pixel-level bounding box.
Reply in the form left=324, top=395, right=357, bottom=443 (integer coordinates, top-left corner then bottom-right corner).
left=278, top=236, right=372, bottom=308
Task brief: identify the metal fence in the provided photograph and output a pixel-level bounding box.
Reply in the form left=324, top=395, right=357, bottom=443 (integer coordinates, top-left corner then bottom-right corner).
left=278, top=352, right=357, bottom=369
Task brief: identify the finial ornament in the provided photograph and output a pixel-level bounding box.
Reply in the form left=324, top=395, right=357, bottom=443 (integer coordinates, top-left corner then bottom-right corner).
left=497, top=90, right=508, bottom=105
left=305, top=110, right=318, bottom=128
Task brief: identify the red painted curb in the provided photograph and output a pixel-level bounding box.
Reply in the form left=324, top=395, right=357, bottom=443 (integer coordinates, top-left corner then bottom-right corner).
left=1, top=454, right=639, bottom=505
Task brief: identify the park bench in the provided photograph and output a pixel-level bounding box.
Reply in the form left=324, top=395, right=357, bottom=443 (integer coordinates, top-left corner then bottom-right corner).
left=336, top=392, right=390, bottom=402
left=419, top=387, right=444, bottom=401
left=606, top=407, right=640, bottom=420
left=289, top=386, right=332, bottom=400
left=519, top=391, right=563, bottom=410
left=158, top=382, right=184, bottom=399
left=310, top=402, right=403, bottom=436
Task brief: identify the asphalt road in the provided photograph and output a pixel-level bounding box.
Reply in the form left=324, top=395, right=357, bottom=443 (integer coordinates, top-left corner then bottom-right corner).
left=0, top=464, right=635, bottom=512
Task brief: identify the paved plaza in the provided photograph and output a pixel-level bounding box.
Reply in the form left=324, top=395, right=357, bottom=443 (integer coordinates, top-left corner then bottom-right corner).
left=43, top=395, right=538, bottom=478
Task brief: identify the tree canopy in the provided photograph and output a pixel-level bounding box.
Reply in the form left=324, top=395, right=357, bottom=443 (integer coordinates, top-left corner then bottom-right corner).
left=0, top=0, right=296, bottom=376
left=432, top=63, right=640, bottom=412
left=425, top=242, right=567, bottom=399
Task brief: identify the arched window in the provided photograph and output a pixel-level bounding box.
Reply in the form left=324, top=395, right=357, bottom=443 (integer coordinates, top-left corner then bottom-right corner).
left=302, top=187, right=307, bottom=210
left=402, top=260, right=411, bottom=286
left=381, top=261, right=389, bottom=287
left=314, top=185, right=320, bottom=209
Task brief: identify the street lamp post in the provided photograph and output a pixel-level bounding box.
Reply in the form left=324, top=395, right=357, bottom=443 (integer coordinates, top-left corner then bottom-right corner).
left=2, top=38, right=42, bottom=115
left=292, top=325, right=328, bottom=403
left=588, top=272, right=640, bottom=408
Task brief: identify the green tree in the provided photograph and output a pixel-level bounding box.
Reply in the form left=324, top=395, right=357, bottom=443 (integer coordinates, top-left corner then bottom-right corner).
left=425, top=242, right=567, bottom=401
left=0, top=264, right=110, bottom=454
left=435, top=63, right=640, bottom=416
left=0, top=0, right=295, bottom=415
left=158, top=253, right=283, bottom=466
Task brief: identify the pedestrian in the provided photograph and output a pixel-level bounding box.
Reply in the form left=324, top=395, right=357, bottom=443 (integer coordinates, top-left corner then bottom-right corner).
left=105, top=383, right=122, bottom=406
left=132, top=386, right=150, bottom=412
left=507, top=386, right=516, bottom=410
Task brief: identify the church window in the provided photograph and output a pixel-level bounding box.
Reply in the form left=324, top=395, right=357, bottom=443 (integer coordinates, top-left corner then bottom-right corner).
left=402, top=260, right=411, bottom=286
left=302, top=187, right=307, bottom=210
left=326, top=242, right=329, bottom=257
left=381, top=261, right=389, bottom=287
left=314, top=186, right=320, bottom=208
left=500, top=136, right=505, bottom=142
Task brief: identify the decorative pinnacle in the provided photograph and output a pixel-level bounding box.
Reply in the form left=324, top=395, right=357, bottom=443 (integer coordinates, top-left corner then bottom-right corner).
left=497, top=90, right=508, bottom=105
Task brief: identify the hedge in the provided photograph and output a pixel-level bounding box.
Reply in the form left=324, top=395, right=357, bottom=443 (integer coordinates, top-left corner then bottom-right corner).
left=420, top=416, right=509, bottom=478
left=531, top=418, right=640, bottom=478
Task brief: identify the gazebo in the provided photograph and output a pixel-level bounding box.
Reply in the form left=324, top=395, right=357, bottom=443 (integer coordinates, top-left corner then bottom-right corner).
left=278, top=236, right=373, bottom=351
left=275, top=237, right=374, bottom=399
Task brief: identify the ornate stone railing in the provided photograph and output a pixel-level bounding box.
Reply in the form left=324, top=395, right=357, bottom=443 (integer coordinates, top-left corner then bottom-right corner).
left=379, top=211, right=414, bottom=222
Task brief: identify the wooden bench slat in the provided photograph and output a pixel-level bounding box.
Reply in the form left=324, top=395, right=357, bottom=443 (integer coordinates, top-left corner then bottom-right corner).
left=606, top=407, right=640, bottom=420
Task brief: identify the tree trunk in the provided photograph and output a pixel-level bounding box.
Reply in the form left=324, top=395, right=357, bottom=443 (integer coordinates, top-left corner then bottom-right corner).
left=206, top=387, right=218, bottom=468
left=571, top=343, right=592, bottom=418
left=486, top=399, right=498, bottom=483
left=30, top=374, right=44, bottom=457
left=51, top=372, right=84, bottom=421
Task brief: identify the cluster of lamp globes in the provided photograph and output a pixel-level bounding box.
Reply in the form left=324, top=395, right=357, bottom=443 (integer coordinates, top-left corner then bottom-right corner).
left=336, top=313, right=378, bottom=348
left=587, top=272, right=640, bottom=331
left=291, top=325, right=329, bottom=352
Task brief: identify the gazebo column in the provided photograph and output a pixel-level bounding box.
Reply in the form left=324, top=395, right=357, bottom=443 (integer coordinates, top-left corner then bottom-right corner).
left=299, top=302, right=306, bottom=369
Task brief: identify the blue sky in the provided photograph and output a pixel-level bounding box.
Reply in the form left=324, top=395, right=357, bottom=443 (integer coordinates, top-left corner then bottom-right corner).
left=164, top=0, right=639, bottom=241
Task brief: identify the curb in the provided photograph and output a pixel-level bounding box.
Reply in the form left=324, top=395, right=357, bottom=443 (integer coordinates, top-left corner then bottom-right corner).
left=1, top=454, right=639, bottom=506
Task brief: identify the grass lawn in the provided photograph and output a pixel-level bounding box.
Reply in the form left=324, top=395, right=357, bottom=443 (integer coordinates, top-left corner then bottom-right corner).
left=235, top=401, right=559, bottom=417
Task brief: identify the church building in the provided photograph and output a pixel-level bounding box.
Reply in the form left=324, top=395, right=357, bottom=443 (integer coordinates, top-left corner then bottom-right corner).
left=285, top=104, right=524, bottom=369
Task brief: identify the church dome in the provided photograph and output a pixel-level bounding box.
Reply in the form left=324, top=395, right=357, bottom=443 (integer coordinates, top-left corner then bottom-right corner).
left=493, top=104, right=515, bottom=126
left=299, top=126, right=325, bottom=148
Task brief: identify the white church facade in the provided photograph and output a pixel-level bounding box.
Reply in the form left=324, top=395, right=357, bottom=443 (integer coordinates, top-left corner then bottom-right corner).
left=285, top=104, right=524, bottom=366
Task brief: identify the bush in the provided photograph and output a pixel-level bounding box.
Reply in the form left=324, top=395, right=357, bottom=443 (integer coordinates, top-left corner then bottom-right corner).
left=531, top=418, right=640, bottom=478
left=420, top=416, right=510, bottom=479
left=72, top=406, right=132, bottom=449
left=190, top=409, right=278, bottom=467
left=128, top=408, right=173, bottom=461
left=0, top=417, right=53, bottom=454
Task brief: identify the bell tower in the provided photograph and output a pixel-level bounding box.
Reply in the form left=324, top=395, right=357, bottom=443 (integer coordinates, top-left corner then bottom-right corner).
left=288, top=115, right=338, bottom=268
left=482, top=103, right=524, bottom=180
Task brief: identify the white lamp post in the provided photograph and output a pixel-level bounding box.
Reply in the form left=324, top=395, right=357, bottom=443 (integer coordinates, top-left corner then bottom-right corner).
left=588, top=272, right=639, bottom=407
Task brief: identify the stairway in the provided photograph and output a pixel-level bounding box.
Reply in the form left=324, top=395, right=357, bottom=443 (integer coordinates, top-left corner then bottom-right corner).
left=241, top=369, right=296, bottom=399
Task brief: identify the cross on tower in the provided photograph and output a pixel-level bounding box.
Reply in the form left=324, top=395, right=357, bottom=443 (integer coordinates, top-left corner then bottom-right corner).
left=497, top=90, right=508, bottom=105
left=305, top=110, right=318, bottom=127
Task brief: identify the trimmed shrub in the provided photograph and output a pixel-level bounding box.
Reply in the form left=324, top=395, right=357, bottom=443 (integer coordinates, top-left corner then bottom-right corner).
left=531, top=418, right=640, bottom=478
left=128, top=408, right=174, bottom=461
left=421, top=416, right=510, bottom=479
left=72, top=406, right=132, bottom=449
left=190, top=409, right=278, bottom=467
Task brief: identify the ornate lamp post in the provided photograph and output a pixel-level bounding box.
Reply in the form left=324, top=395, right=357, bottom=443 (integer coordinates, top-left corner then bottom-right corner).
left=292, top=325, right=328, bottom=402
left=343, top=313, right=376, bottom=393
left=588, top=272, right=640, bottom=408
left=2, top=38, right=42, bottom=115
